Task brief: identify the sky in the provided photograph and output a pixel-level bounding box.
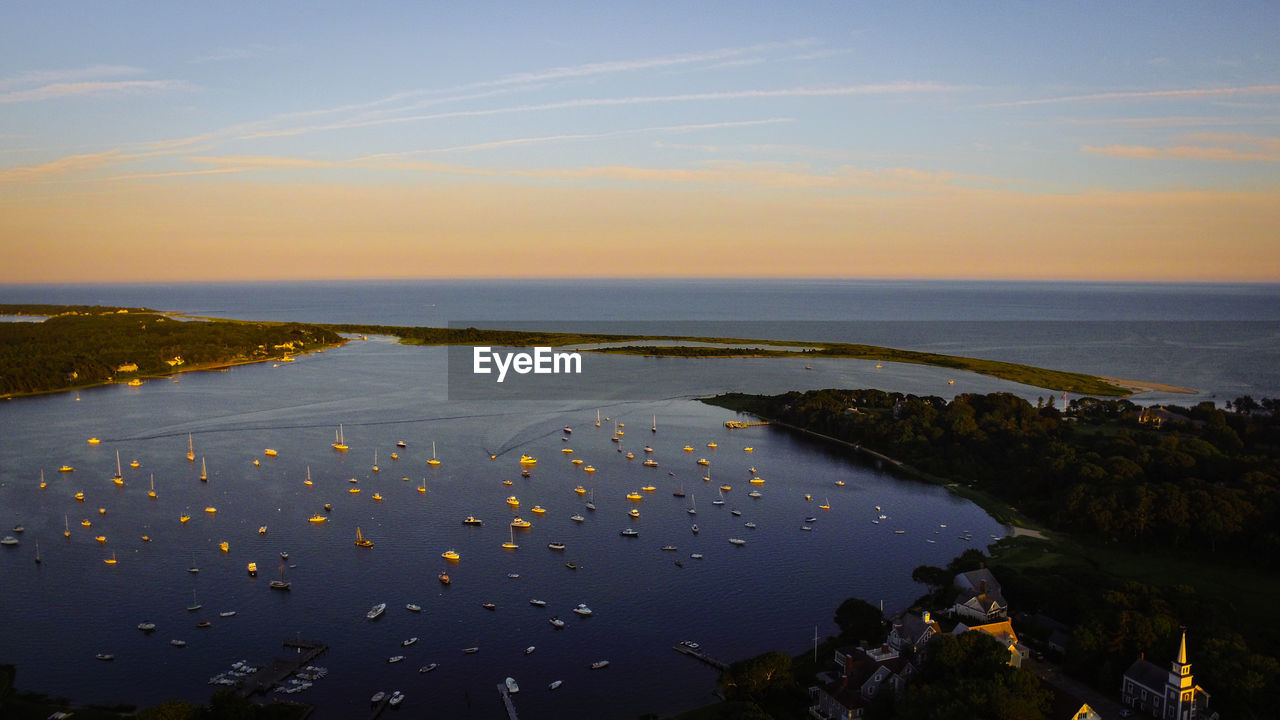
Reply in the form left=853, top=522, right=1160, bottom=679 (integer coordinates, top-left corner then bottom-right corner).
left=1, top=2, right=1277, bottom=283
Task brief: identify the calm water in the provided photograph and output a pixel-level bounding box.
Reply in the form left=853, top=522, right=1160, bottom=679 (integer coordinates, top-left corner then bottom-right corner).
left=0, top=280, right=1277, bottom=718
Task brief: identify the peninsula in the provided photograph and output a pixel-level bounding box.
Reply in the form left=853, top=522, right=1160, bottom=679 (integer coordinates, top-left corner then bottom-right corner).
left=1, top=305, right=1150, bottom=398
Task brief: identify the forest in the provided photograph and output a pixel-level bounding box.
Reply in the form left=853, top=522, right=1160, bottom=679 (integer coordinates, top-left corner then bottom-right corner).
left=0, top=308, right=343, bottom=396
left=708, top=389, right=1280, bottom=565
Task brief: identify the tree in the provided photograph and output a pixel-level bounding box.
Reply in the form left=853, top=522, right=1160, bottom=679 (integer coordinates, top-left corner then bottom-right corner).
left=834, top=597, right=888, bottom=646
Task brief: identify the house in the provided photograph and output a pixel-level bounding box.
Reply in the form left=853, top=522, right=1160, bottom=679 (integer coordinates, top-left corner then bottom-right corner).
left=953, top=568, right=1008, bottom=622
left=887, top=610, right=941, bottom=655
left=115, top=362, right=139, bottom=373
left=952, top=619, right=1028, bottom=667
left=1047, top=684, right=1102, bottom=720
left=1121, top=631, right=1214, bottom=719
left=810, top=645, right=919, bottom=720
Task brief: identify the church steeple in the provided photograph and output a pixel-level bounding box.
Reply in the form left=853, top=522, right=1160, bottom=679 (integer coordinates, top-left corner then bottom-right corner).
left=1169, top=629, right=1193, bottom=690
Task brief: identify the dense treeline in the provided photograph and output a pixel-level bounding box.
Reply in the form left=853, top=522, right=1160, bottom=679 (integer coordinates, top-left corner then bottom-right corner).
left=0, top=313, right=343, bottom=396
left=709, top=389, right=1280, bottom=566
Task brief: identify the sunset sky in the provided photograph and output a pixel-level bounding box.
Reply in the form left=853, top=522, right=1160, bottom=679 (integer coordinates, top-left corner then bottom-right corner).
left=1, top=2, right=1277, bottom=282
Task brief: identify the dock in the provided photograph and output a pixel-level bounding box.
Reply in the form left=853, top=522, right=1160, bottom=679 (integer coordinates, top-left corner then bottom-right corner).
left=497, top=683, right=519, bottom=720
left=237, top=639, right=329, bottom=697
left=673, top=643, right=729, bottom=671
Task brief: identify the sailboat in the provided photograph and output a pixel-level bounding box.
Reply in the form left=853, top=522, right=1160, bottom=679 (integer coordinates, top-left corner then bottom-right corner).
left=186, top=434, right=195, bottom=462
left=34, top=542, right=41, bottom=564
left=418, top=478, right=426, bottom=494
left=371, top=450, right=379, bottom=473
left=652, top=414, right=657, bottom=432
left=63, top=515, right=70, bottom=539
left=355, top=527, right=373, bottom=548
left=595, top=409, right=602, bottom=428
left=104, top=551, right=117, bottom=565
left=148, top=474, right=156, bottom=499
left=39, top=469, right=46, bottom=490
left=199, top=457, right=207, bottom=482
left=332, top=424, right=348, bottom=452
left=502, top=527, right=518, bottom=550
left=187, top=589, right=202, bottom=611
left=585, top=489, right=596, bottom=511
left=427, top=441, right=440, bottom=466
left=270, top=562, right=291, bottom=590
left=687, top=493, right=696, bottom=515
left=304, top=466, right=313, bottom=486
left=111, top=451, right=124, bottom=486
left=188, top=553, right=199, bottom=573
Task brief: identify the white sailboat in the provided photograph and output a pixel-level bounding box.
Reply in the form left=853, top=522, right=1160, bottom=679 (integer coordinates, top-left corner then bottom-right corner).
left=148, top=474, right=156, bottom=499
left=332, top=424, right=348, bottom=452
left=595, top=409, right=601, bottom=428
left=187, top=589, right=202, bottom=611
left=186, top=434, right=195, bottom=462
left=687, top=493, right=696, bottom=515
left=428, top=441, right=440, bottom=466
left=652, top=414, right=657, bottom=432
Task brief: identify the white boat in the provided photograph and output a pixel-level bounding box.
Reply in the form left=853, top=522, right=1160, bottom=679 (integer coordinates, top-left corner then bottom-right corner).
left=688, top=493, right=696, bottom=515
left=367, top=602, right=386, bottom=620
left=387, top=655, right=404, bottom=663
left=524, top=645, right=535, bottom=655
left=419, top=663, right=438, bottom=673
left=332, top=424, right=348, bottom=452
left=590, top=660, right=610, bottom=669
left=573, top=603, right=593, bottom=616
left=219, top=610, right=237, bottom=617
left=549, top=679, right=563, bottom=690
left=0, top=536, right=17, bottom=546
left=505, top=677, right=520, bottom=693
left=549, top=616, right=565, bottom=628
left=137, top=622, right=156, bottom=632
left=371, top=691, right=385, bottom=704
left=388, top=691, right=404, bottom=706
left=729, top=538, right=746, bottom=546
left=406, top=603, right=421, bottom=612
left=529, top=598, right=547, bottom=607
left=187, top=589, right=202, bottom=611
left=169, top=640, right=186, bottom=648
left=402, top=637, right=418, bottom=647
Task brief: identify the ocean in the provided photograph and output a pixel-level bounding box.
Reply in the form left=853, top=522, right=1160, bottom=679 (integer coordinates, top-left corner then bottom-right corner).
left=0, top=280, right=1276, bottom=718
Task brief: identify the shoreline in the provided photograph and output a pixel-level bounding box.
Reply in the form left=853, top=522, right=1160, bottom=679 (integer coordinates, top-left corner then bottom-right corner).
left=1099, top=376, right=1198, bottom=395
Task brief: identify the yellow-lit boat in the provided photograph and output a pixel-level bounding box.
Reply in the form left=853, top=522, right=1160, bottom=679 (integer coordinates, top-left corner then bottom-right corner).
left=81, top=519, right=92, bottom=527
left=219, top=541, right=229, bottom=553
left=355, top=527, right=373, bottom=547
left=574, top=485, right=586, bottom=495
left=95, top=536, right=106, bottom=544
left=571, top=459, right=583, bottom=466
left=530, top=505, right=546, bottom=514
left=584, top=465, right=595, bottom=473
left=626, top=491, right=642, bottom=501
left=88, top=438, right=100, bottom=445
left=519, top=455, right=537, bottom=466
left=264, top=448, right=277, bottom=457
left=204, top=507, right=217, bottom=514
left=179, top=514, right=190, bottom=523
left=372, top=493, right=383, bottom=502
left=641, top=485, right=656, bottom=492
left=441, top=549, right=460, bottom=561
left=75, top=491, right=84, bottom=502
left=510, top=517, right=531, bottom=528
left=60, top=465, right=75, bottom=472
left=309, top=515, right=327, bottom=524
left=506, top=496, right=520, bottom=507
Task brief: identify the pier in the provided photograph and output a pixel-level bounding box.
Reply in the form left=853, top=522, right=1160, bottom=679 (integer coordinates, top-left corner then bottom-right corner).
left=673, top=643, right=729, bottom=671
left=237, top=639, right=329, bottom=697
left=724, top=420, right=769, bottom=429
left=497, top=683, right=520, bottom=720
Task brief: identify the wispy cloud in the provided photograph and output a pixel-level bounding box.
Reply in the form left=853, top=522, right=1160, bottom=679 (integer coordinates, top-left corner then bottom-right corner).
left=243, top=82, right=956, bottom=139
left=1038, top=115, right=1280, bottom=128
left=1083, top=133, right=1280, bottom=162
left=989, top=84, right=1280, bottom=108
left=0, top=150, right=126, bottom=184
left=0, top=64, right=143, bottom=91
left=0, top=79, right=191, bottom=104
left=188, top=44, right=272, bottom=64
left=370, top=118, right=795, bottom=157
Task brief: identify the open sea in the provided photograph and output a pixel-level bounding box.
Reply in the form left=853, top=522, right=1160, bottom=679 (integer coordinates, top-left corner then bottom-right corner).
left=0, top=280, right=1277, bottom=718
